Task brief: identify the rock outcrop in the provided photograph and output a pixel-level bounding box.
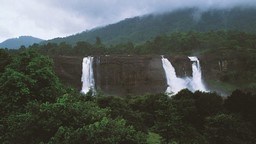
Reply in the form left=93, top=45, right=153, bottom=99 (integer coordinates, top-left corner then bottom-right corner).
left=94, top=55, right=166, bottom=95
left=53, top=56, right=83, bottom=89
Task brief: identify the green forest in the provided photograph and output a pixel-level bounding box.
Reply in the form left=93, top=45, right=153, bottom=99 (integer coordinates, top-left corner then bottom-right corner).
left=1, top=30, right=256, bottom=143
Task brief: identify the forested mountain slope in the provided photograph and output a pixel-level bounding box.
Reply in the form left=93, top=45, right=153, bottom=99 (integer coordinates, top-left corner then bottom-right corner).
left=46, top=7, right=256, bottom=45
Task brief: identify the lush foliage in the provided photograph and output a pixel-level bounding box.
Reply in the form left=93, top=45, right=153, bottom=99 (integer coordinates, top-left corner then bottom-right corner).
left=0, top=49, right=11, bottom=73
left=1, top=49, right=256, bottom=143
left=0, top=50, right=63, bottom=116
left=0, top=50, right=147, bottom=143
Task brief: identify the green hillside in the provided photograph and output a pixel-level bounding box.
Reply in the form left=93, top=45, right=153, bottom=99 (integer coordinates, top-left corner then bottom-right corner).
left=0, top=36, right=43, bottom=49
left=46, top=7, right=256, bottom=45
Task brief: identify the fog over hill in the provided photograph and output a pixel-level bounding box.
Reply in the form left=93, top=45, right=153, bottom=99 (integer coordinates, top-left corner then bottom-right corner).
left=45, top=7, right=256, bottom=45
left=1, top=0, right=256, bottom=42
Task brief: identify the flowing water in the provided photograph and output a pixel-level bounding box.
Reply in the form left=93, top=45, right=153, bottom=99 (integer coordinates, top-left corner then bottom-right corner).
left=81, top=56, right=95, bottom=94
left=162, top=56, right=207, bottom=96
left=161, top=56, right=188, bottom=95
left=188, top=56, right=207, bottom=92
left=81, top=55, right=207, bottom=96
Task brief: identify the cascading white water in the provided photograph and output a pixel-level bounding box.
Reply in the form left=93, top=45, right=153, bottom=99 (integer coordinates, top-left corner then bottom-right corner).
left=161, top=56, right=187, bottom=95
left=161, top=56, right=208, bottom=96
left=80, top=56, right=207, bottom=96
left=188, top=56, right=207, bottom=92
left=81, top=56, right=95, bottom=95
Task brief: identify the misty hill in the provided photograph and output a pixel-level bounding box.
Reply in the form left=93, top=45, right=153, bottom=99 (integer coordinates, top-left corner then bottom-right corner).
left=0, top=36, right=43, bottom=49
left=46, top=7, right=256, bottom=45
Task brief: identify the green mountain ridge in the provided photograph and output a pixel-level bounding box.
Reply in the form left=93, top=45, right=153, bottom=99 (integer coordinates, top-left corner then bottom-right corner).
left=0, top=36, right=44, bottom=49
left=45, top=7, right=256, bottom=45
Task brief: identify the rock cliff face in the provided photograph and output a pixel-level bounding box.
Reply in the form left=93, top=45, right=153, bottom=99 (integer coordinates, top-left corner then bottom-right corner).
left=52, top=54, right=254, bottom=95
left=52, top=56, right=83, bottom=89
left=167, top=55, right=192, bottom=78
left=200, top=50, right=245, bottom=83
left=94, top=55, right=166, bottom=95
left=53, top=55, right=193, bottom=95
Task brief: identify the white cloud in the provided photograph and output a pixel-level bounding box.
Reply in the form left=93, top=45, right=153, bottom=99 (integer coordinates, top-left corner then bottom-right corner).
left=0, top=0, right=91, bottom=42
left=1, top=0, right=256, bottom=42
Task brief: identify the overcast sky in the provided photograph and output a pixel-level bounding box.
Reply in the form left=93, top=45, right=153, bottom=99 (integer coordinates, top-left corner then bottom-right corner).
left=1, top=0, right=256, bottom=42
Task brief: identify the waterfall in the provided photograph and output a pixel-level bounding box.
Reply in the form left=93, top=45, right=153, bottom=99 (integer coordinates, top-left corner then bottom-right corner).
left=161, top=56, right=208, bottom=96
left=80, top=55, right=207, bottom=96
left=188, top=56, right=207, bottom=92
left=81, top=56, right=95, bottom=95
left=161, top=56, right=187, bottom=95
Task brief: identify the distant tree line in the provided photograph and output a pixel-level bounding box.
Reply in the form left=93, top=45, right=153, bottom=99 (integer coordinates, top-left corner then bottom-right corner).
left=21, top=31, right=256, bottom=56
